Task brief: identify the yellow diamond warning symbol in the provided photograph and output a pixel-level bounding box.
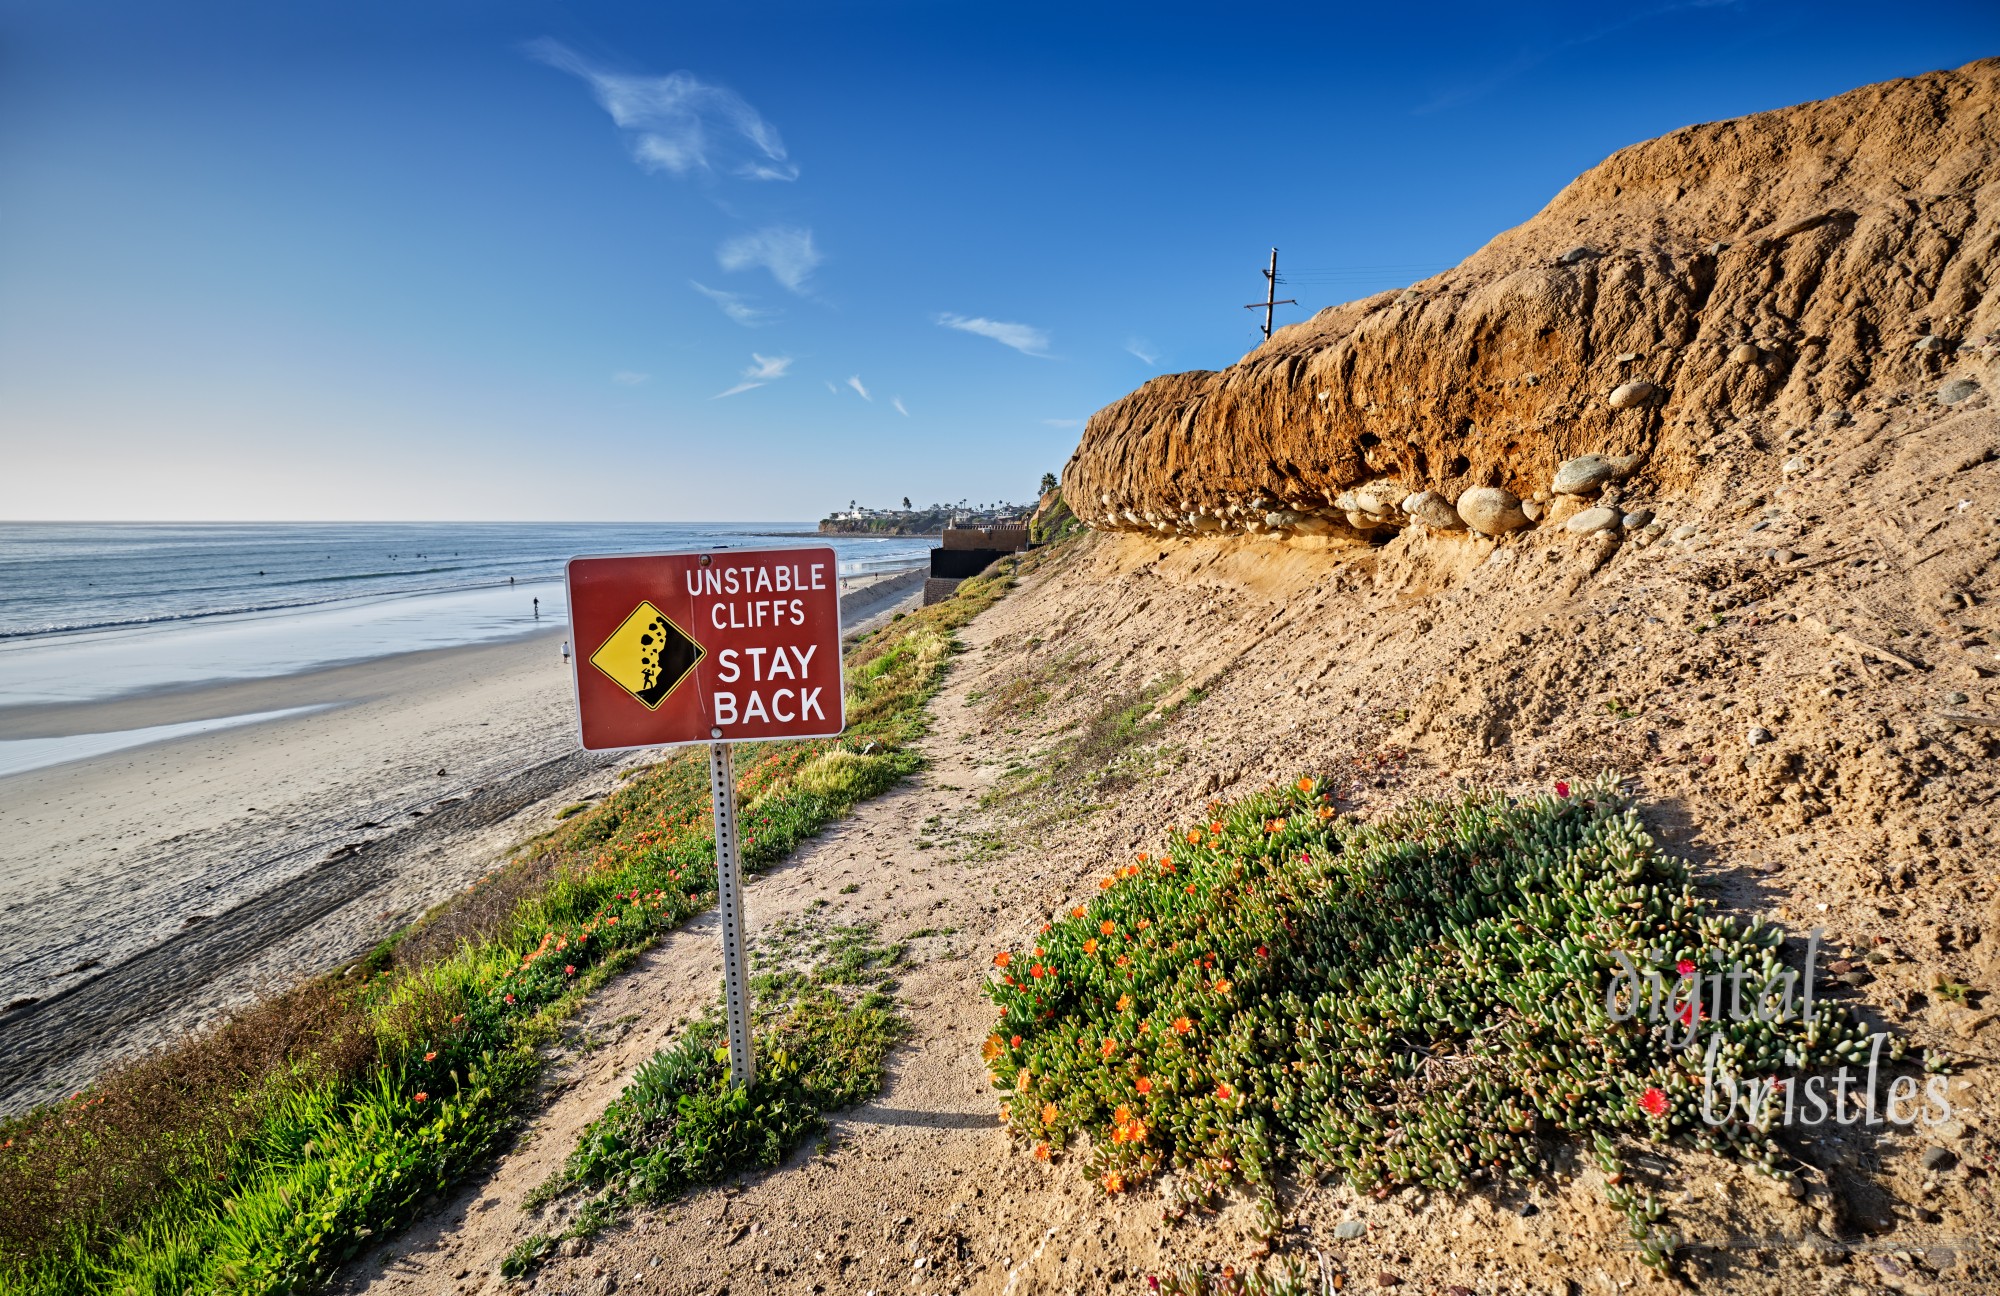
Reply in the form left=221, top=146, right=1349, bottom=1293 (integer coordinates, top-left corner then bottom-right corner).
left=589, top=601, right=705, bottom=711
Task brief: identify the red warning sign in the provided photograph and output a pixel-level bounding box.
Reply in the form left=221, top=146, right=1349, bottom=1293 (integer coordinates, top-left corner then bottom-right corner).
left=566, top=546, right=846, bottom=751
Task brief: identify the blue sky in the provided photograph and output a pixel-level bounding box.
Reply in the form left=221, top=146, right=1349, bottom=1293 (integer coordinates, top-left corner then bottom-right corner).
left=2, top=1, right=1995, bottom=523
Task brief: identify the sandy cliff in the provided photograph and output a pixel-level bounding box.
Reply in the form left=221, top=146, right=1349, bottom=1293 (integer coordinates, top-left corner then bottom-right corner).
left=1064, top=59, right=1999, bottom=537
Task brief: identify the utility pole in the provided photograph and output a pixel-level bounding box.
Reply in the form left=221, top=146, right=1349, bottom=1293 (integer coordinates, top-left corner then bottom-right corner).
left=1243, top=247, right=1297, bottom=340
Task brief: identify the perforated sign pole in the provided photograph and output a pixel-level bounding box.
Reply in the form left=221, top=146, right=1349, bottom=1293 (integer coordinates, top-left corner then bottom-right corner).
left=706, top=741, right=756, bottom=1087
left=566, top=545, right=849, bottom=1095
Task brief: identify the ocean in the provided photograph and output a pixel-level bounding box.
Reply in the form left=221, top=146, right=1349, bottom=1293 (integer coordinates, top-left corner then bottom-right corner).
left=0, top=522, right=932, bottom=709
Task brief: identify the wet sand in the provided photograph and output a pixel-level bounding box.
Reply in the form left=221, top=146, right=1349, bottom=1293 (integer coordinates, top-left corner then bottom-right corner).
left=0, top=567, right=924, bottom=1115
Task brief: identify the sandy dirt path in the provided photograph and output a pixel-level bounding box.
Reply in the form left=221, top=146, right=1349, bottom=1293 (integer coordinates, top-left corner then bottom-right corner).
left=333, top=562, right=1180, bottom=1296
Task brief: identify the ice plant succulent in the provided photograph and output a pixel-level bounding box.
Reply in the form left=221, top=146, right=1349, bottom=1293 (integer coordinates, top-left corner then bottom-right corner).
left=984, top=775, right=1877, bottom=1271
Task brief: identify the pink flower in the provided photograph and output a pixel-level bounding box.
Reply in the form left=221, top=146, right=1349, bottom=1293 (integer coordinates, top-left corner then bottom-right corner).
left=1676, top=959, right=1695, bottom=976
left=1554, top=781, right=1571, bottom=799
left=1639, top=1087, right=1668, bottom=1118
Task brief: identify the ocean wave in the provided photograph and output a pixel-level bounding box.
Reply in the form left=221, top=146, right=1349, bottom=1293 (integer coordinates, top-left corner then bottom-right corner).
left=0, top=576, right=565, bottom=641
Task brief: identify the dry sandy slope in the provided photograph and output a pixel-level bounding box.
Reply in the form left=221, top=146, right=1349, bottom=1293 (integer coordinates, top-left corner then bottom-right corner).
left=340, top=384, right=1996, bottom=1296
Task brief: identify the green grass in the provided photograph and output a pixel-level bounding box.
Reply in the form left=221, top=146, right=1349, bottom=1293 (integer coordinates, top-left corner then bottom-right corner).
left=507, top=927, right=906, bottom=1274
left=0, top=563, right=1026, bottom=1296
left=985, top=774, right=1894, bottom=1271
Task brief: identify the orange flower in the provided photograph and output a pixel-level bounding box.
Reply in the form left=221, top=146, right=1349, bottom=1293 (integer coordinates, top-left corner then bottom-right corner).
left=1083, top=939, right=1098, bottom=955
left=993, top=950, right=1012, bottom=968
left=414, top=1092, right=429, bottom=1103
left=1173, top=1016, right=1194, bottom=1035
left=1136, top=1076, right=1154, bottom=1095
left=1071, top=906, right=1086, bottom=918
left=1099, top=877, right=1115, bottom=890
left=1114, top=1105, right=1133, bottom=1125
left=1185, top=884, right=1197, bottom=895
left=1034, top=1142, right=1051, bottom=1162
left=1137, top=918, right=1152, bottom=930
left=1100, top=1038, right=1117, bottom=1058
left=1213, top=978, right=1233, bottom=995
left=1209, top=821, right=1223, bottom=834
left=1185, top=830, right=1202, bottom=845
left=983, top=1035, right=1005, bottom=1062
left=1010, top=1034, right=1022, bottom=1047
left=1117, top=994, right=1133, bottom=1011
left=1100, top=920, right=1117, bottom=935
left=423, top=1051, right=438, bottom=1062
left=1316, top=806, right=1335, bottom=821
left=1116, top=954, right=1130, bottom=967
left=1102, top=1171, right=1125, bottom=1193
left=1297, top=777, right=1314, bottom=793
left=1041, top=1102, right=1059, bottom=1125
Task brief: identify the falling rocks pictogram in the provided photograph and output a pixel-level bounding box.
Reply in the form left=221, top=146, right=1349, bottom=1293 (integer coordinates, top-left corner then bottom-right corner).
left=589, top=601, right=705, bottom=710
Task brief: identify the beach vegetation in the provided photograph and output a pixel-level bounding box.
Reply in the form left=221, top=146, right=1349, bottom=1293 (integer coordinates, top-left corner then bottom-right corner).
left=0, top=563, right=1029, bottom=1296
left=505, top=926, right=905, bottom=1273
left=985, top=774, right=1887, bottom=1271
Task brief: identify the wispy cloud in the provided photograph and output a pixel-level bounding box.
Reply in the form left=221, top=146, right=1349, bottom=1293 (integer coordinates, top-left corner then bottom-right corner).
left=745, top=353, right=792, bottom=380
left=1125, top=338, right=1160, bottom=365
left=892, top=397, right=909, bottom=417
left=711, top=352, right=794, bottom=399
left=846, top=375, right=871, bottom=401
left=691, top=281, right=776, bottom=327
left=527, top=40, right=797, bottom=181
left=1040, top=418, right=1082, bottom=429
left=612, top=371, right=650, bottom=386
left=717, top=226, right=821, bottom=294
left=937, top=313, right=1051, bottom=357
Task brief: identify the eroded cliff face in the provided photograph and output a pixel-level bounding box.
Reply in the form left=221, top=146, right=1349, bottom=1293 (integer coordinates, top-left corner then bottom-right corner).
left=1064, top=59, right=1999, bottom=538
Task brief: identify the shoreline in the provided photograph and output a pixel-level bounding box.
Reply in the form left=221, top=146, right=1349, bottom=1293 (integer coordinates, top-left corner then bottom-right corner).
left=0, top=629, right=564, bottom=741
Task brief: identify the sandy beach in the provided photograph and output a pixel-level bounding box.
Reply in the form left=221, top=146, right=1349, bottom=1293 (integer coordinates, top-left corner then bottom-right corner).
left=0, top=566, right=924, bottom=1116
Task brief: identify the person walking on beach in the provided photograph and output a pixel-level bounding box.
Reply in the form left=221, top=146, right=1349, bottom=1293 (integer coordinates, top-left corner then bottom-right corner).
left=533, top=597, right=540, bottom=619
left=562, top=640, right=571, bottom=665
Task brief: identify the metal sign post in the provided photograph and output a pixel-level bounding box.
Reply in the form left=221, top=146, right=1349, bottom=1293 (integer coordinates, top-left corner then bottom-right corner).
left=706, top=741, right=756, bottom=1087
left=564, top=545, right=848, bottom=1095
